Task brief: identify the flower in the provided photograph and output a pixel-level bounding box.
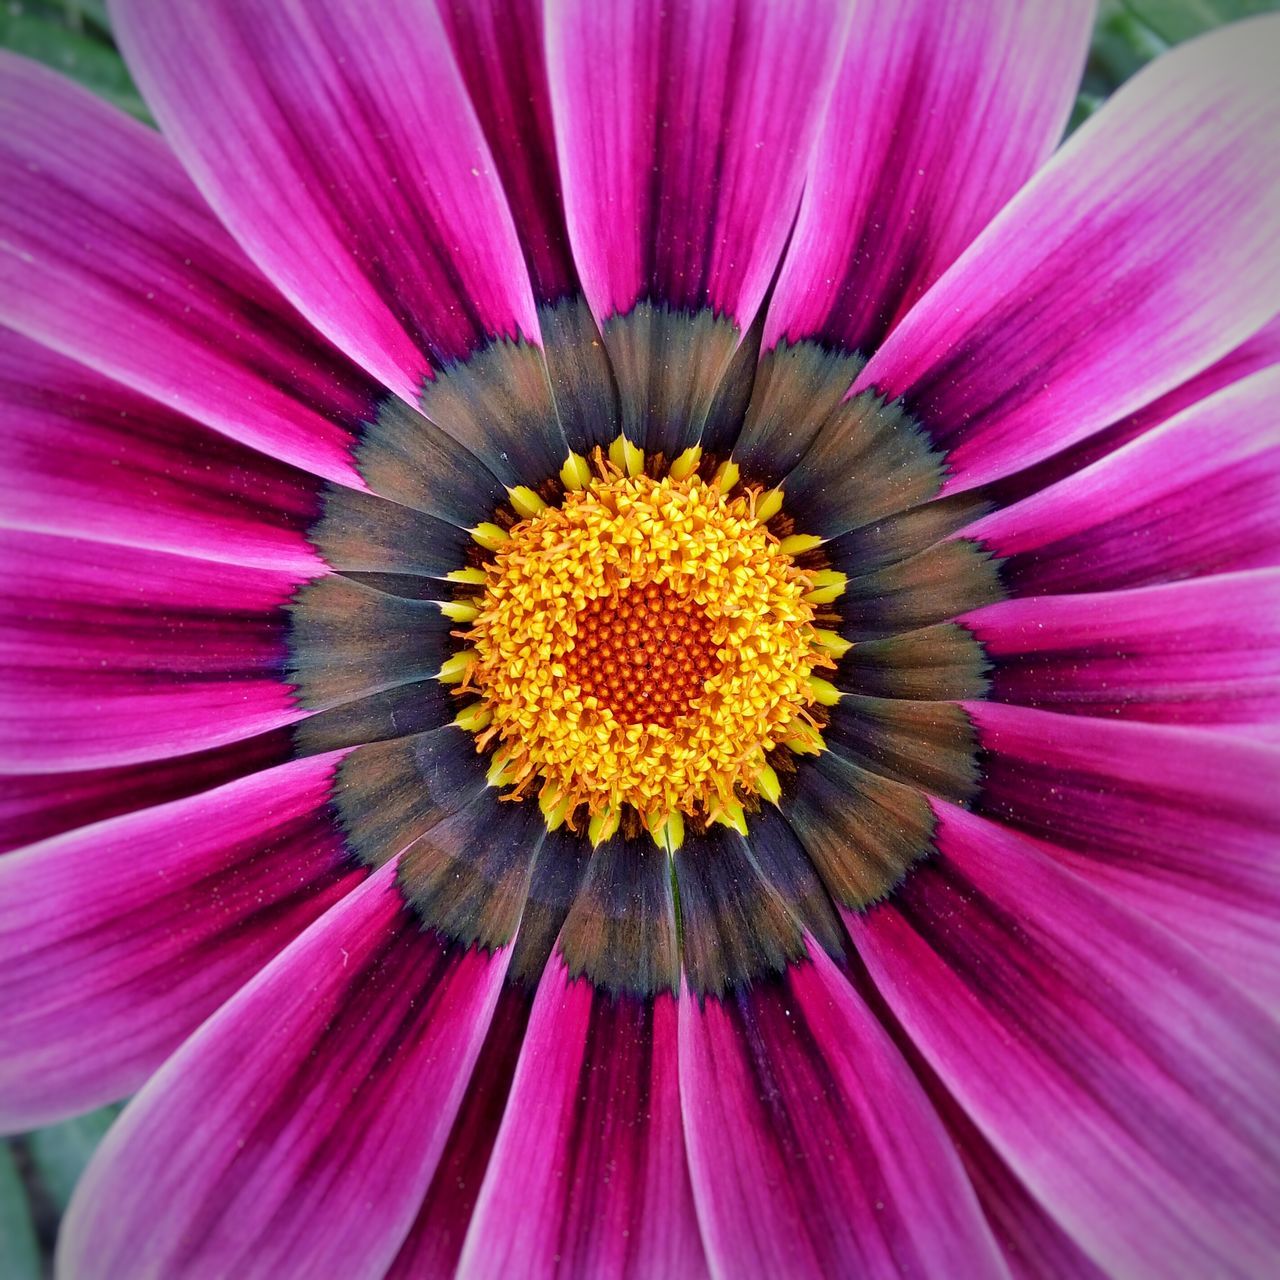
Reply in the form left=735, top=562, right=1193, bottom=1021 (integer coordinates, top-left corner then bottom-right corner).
left=1, top=0, right=1278, bottom=1275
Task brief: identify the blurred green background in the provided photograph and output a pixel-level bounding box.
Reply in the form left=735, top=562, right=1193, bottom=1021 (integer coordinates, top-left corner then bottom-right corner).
left=0, top=0, right=1274, bottom=1272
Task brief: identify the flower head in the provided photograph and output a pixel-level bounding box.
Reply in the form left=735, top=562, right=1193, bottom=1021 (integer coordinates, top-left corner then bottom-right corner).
left=1, top=1, right=1279, bottom=1277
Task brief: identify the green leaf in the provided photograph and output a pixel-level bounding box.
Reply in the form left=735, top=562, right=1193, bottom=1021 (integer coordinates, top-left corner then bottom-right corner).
left=26, top=1105, right=122, bottom=1215
left=1121, top=0, right=1280, bottom=43
left=0, top=7, right=151, bottom=122
left=0, top=1143, right=41, bottom=1280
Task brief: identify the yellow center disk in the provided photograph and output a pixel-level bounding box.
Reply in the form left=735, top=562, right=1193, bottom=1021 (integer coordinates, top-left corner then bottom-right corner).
left=460, top=467, right=825, bottom=836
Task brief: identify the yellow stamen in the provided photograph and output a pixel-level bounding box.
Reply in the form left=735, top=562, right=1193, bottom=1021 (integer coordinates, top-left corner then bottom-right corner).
left=710, top=800, right=748, bottom=837
left=454, top=702, right=492, bottom=732
left=436, top=651, right=474, bottom=684
left=711, top=459, right=740, bottom=492
left=807, top=676, right=842, bottom=706
left=647, top=808, right=685, bottom=853
left=812, top=627, right=853, bottom=658
left=539, top=786, right=573, bottom=832
left=804, top=570, right=848, bottom=604
left=459, top=467, right=830, bottom=833
left=588, top=805, right=621, bottom=848
left=754, top=763, right=782, bottom=807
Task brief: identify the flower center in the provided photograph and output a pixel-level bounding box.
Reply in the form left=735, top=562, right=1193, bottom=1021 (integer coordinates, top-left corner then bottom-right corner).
left=447, top=451, right=837, bottom=846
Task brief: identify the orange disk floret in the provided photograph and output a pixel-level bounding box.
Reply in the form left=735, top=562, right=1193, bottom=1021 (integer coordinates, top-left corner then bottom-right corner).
left=562, top=582, right=721, bottom=729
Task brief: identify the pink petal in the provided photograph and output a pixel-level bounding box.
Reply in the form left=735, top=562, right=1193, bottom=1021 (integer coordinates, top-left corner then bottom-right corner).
left=0, top=752, right=361, bottom=1130
left=680, top=945, right=1005, bottom=1279
left=967, top=700, right=1280, bottom=1009
left=991, top=313, right=1280, bottom=504
left=460, top=956, right=706, bottom=1278
left=441, top=0, right=576, bottom=304
left=546, top=0, right=848, bottom=328
left=0, top=54, right=377, bottom=486
left=111, top=0, right=540, bottom=398
left=923, top=1076, right=1108, bottom=1280
left=0, top=729, right=293, bottom=854
left=961, top=570, right=1280, bottom=731
left=385, top=986, right=532, bottom=1280
left=765, top=0, right=1091, bottom=355
left=960, top=366, right=1280, bottom=593
left=0, top=530, right=312, bottom=772
left=849, top=803, right=1280, bottom=1278
left=0, top=329, right=324, bottom=571
left=851, top=17, right=1280, bottom=492
left=59, top=860, right=510, bottom=1279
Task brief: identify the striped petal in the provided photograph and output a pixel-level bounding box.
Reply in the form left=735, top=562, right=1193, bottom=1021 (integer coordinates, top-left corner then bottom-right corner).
left=0, top=531, right=313, bottom=772
left=0, top=328, right=324, bottom=571
left=850, top=803, right=1280, bottom=1278
left=961, top=366, right=1280, bottom=593
left=962, top=571, right=1280, bottom=732
left=460, top=959, right=705, bottom=1279
left=765, top=0, right=1091, bottom=355
left=111, top=0, right=540, bottom=399
left=0, top=753, right=360, bottom=1130
left=59, top=861, right=511, bottom=1280
left=969, top=701, right=1280, bottom=1007
left=851, top=17, right=1280, bottom=491
left=0, top=54, right=377, bottom=486
left=680, top=944, right=1005, bottom=1279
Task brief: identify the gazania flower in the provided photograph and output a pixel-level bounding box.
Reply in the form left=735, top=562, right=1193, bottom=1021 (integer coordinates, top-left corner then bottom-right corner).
left=2, top=0, right=1278, bottom=1275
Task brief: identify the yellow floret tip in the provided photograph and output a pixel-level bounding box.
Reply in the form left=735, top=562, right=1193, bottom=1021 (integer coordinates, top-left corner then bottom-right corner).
left=471, top=522, right=510, bottom=552
left=608, top=434, right=645, bottom=477
left=779, top=533, right=824, bottom=556
left=440, top=600, right=480, bottom=622
left=668, top=444, right=702, bottom=481
left=436, top=651, right=474, bottom=684
left=754, top=488, right=785, bottom=522
left=560, top=452, right=593, bottom=491
left=507, top=485, right=546, bottom=518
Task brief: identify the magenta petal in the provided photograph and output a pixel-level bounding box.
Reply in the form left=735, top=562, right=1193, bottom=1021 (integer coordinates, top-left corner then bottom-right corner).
left=765, top=0, right=1091, bottom=354
left=969, top=700, right=1280, bottom=1006
left=385, top=986, right=531, bottom=1280
left=961, top=366, right=1280, bottom=593
left=111, top=0, right=540, bottom=396
left=926, top=1078, right=1108, bottom=1280
left=441, top=0, right=577, bottom=303
left=0, top=751, right=360, bottom=1130
left=849, top=803, right=1280, bottom=1278
left=960, top=570, right=1280, bottom=731
left=0, top=531, right=311, bottom=772
left=0, top=329, right=324, bottom=571
left=460, top=957, right=705, bottom=1278
left=851, top=17, right=1280, bottom=492
left=0, top=730, right=294, bottom=854
left=547, top=0, right=848, bottom=327
left=680, top=944, right=1005, bottom=1279
left=0, top=54, right=378, bottom=486
left=992, top=313, right=1280, bottom=504
left=59, top=861, right=510, bottom=1279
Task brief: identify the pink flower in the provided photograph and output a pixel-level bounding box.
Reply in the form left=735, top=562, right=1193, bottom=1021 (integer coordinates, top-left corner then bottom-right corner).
left=1, top=2, right=1278, bottom=1277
